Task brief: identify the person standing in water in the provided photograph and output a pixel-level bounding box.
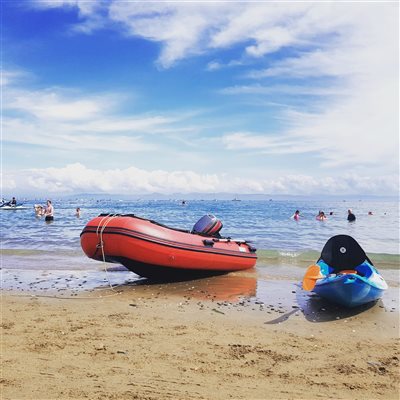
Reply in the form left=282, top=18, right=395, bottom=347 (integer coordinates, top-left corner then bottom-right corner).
left=347, top=209, right=356, bottom=222
left=44, top=200, right=54, bottom=222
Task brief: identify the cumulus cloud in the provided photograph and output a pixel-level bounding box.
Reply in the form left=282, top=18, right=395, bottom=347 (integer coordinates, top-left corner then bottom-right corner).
left=18, top=163, right=220, bottom=194
left=4, top=163, right=397, bottom=196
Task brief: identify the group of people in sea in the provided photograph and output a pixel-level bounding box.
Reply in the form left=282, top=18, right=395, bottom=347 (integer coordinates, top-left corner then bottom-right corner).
left=34, top=200, right=54, bottom=222
left=34, top=200, right=81, bottom=221
left=3, top=195, right=378, bottom=227
left=292, top=209, right=360, bottom=222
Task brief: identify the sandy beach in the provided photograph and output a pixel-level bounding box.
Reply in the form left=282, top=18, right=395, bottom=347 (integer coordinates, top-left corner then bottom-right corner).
left=1, top=267, right=399, bottom=400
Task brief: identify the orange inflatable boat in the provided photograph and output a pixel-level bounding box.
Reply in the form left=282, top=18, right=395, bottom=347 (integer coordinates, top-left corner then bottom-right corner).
left=80, top=214, right=257, bottom=279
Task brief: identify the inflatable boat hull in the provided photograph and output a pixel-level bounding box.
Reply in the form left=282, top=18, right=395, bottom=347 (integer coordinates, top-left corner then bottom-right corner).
left=80, top=214, right=257, bottom=279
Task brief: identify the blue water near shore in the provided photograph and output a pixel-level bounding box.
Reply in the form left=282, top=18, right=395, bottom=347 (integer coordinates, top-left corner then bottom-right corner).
left=1, top=198, right=399, bottom=267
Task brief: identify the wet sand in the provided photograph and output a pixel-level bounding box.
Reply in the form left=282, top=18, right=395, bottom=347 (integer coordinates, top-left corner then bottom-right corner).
left=1, top=263, right=399, bottom=400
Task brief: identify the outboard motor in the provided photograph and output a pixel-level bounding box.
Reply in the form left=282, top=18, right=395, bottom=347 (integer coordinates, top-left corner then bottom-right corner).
left=192, top=214, right=223, bottom=237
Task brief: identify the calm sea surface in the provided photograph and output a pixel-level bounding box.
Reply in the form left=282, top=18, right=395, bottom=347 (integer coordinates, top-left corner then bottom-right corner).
left=1, top=198, right=399, bottom=265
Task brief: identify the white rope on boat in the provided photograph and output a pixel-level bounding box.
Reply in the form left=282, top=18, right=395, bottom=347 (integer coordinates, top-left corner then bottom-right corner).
left=96, top=214, right=121, bottom=292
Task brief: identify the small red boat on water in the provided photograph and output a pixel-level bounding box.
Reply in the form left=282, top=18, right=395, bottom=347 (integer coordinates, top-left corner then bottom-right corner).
left=80, top=214, right=257, bottom=279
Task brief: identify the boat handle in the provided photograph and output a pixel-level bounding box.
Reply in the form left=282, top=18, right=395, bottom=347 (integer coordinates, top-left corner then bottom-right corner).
left=203, top=239, right=214, bottom=247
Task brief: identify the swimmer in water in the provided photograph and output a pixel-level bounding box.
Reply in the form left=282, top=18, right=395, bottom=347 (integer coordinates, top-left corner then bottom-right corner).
left=292, top=210, right=300, bottom=221
left=316, top=211, right=327, bottom=221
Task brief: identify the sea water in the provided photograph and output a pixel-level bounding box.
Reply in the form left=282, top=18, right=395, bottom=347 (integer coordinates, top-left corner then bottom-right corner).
left=2, top=197, right=398, bottom=318
left=1, top=198, right=398, bottom=331
left=1, top=198, right=399, bottom=255
left=1, top=198, right=398, bottom=292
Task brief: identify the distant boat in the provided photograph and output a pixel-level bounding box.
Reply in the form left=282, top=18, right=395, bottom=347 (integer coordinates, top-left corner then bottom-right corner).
left=232, top=198, right=241, bottom=201
left=0, top=205, right=29, bottom=210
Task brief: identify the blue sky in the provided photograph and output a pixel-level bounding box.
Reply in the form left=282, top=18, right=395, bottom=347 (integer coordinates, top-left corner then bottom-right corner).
left=2, top=0, right=398, bottom=196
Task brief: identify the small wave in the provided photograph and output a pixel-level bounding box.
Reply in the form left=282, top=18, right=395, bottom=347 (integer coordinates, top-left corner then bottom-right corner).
left=256, top=248, right=399, bottom=269
left=366, top=253, right=400, bottom=269
left=256, top=249, right=318, bottom=266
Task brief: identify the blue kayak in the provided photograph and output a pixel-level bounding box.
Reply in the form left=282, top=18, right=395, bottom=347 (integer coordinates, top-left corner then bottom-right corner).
left=303, top=235, right=388, bottom=308
left=312, top=260, right=388, bottom=307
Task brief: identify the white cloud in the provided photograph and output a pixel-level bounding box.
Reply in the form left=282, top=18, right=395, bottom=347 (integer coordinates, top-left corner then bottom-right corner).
left=1, top=69, right=32, bottom=87
left=221, top=132, right=320, bottom=155
left=11, top=2, right=400, bottom=193
left=31, top=0, right=106, bottom=33
left=31, top=2, right=332, bottom=68
left=4, top=117, right=152, bottom=153
left=108, top=2, right=226, bottom=68
left=30, top=1, right=397, bottom=80
left=221, top=77, right=398, bottom=171
left=6, top=88, right=111, bottom=121
left=216, top=3, right=398, bottom=173
left=3, top=84, right=198, bottom=152
left=219, top=83, right=348, bottom=97
left=21, top=163, right=220, bottom=194
left=4, top=163, right=397, bottom=196
left=206, top=59, right=245, bottom=71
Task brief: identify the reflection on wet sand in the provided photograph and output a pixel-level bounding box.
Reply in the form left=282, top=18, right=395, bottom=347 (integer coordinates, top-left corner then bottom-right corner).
left=126, top=270, right=258, bottom=302
left=2, top=259, right=398, bottom=326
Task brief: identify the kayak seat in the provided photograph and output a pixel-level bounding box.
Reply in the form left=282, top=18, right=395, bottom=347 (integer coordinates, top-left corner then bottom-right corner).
left=337, top=269, right=357, bottom=275
left=192, top=214, right=223, bottom=237
left=320, top=260, right=360, bottom=276
left=321, top=260, right=371, bottom=278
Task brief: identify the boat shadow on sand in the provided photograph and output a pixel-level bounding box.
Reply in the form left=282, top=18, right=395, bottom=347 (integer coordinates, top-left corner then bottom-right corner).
left=265, top=285, right=379, bottom=325
left=109, top=267, right=258, bottom=302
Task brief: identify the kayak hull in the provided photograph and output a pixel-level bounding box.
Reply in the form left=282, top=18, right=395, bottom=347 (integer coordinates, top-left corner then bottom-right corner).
left=313, top=261, right=388, bottom=307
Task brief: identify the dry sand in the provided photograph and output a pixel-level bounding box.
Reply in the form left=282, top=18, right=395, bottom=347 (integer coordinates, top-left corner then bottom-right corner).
left=1, top=274, right=399, bottom=400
